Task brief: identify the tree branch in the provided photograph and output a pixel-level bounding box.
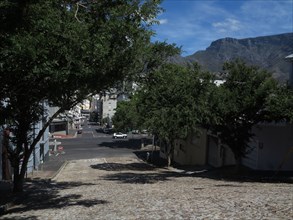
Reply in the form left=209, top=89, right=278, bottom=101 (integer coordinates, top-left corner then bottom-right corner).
left=28, top=107, right=65, bottom=156
left=75, top=2, right=86, bottom=23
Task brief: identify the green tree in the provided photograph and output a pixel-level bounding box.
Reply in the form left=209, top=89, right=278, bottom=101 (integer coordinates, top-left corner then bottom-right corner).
left=112, top=99, right=140, bottom=132
left=266, top=84, right=293, bottom=122
left=112, top=40, right=181, bottom=133
left=209, top=60, right=291, bottom=163
left=137, top=63, right=216, bottom=166
left=0, top=0, right=163, bottom=192
left=89, top=111, right=100, bottom=123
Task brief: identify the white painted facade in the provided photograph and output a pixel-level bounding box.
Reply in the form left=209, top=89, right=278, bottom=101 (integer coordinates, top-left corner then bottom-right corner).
left=161, top=123, right=293, bottom=171
left=242, top=123, right=293, bottom=171
left=101, top=92, right=117, bottom=120
left=170, top=130, right=236, bottom=168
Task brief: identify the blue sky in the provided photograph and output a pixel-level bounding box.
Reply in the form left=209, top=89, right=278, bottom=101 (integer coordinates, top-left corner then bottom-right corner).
left=151, top=0, right=293, bottom=56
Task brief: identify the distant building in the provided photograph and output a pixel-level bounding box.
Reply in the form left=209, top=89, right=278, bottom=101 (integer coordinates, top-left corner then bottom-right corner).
left=80, top=99, right=90, bottom=119
left=88, top=81, right=136, bottom=126
left=101, top=90, right=117, bottom=127
left=285, top=54, right=293, bottom=87
left=90, top=95, right=103, bottom=124
left=48, top=106, right=69, bottom=136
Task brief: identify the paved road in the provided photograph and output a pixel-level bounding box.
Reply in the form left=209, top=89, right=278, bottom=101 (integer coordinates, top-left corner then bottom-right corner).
left=54, top=123, right=152, bottom=161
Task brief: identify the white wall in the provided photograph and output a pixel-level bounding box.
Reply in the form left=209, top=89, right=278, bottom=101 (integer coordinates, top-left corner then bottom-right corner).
left=207, top=135, right=235, bottom=168
left=243, top=123, right=293, bottom=171
left=172, top=130, right=208, bottom=166
left=102, top=93, right=117, bottom=119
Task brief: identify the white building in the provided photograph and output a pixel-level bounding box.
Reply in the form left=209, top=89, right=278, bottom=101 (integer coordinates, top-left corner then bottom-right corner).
left=242, top=123, right=293, bottom=171
left=101, top=91, right=117, bottom=120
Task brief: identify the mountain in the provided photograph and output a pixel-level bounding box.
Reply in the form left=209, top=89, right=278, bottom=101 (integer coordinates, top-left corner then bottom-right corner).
left=174, top=33, right=293, bottom=82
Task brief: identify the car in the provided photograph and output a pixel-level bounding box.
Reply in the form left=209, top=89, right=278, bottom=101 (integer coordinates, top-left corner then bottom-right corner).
left=132, top=130, right=139, bottom=134
left=113, top=132, right=127, bottom=139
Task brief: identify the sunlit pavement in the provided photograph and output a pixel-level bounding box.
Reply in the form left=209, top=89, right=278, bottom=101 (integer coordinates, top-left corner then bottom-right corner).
left=2, top=157, right=292, bottom=220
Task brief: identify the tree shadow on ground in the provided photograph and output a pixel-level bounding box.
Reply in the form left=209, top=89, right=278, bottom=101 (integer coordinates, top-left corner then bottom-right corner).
left=103, top=171, right=183, bottom=184
left=90, top=162, right=155, bottom=171
left=194, top=166, right=293, bottom=184
left=134, top=150, right=167, bottom=167
left=134, top=150, right=293, bottom=184
left=2, top=179, right=109, bottom=218
left=90, top=160, right=187, bottom=184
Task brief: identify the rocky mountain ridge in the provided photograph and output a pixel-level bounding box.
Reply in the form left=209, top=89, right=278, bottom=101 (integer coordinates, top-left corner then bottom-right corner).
left=172, top=33, right=293, bottom=82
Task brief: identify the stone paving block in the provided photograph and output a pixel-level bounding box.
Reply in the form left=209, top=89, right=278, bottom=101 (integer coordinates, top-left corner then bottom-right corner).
left=1, top=157, right=293, bottom=219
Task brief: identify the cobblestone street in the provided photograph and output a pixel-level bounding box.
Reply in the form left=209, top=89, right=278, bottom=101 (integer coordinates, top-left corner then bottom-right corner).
left=1, top=157, right=292, bottom=220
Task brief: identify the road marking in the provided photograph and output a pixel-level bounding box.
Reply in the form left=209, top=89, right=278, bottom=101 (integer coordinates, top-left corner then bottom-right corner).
left=93, top=134, right=112, bottom=138
left=76, top=158, right=107, bottom=163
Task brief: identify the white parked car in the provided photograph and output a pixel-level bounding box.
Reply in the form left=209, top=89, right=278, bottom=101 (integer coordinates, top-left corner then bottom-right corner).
left=113, top=132, right=127, bottom=139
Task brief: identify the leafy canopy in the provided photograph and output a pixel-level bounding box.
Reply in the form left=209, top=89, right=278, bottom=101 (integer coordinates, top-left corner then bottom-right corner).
left=0, top=0, right=163, bottom=192
left=136, top=63, right=216, bottom=142
left=112, top=98, right=140, bottom=132
left=210, top=59, right=290, bottom=159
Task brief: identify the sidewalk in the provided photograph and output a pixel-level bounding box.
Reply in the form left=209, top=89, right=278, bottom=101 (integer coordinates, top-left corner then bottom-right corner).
left=1, top=156, right=292, bottom=219
left=27, top=153, right=67, bottom=180
left=0, top=152, right=67, bottom=215
left=0, top=129, right=76, bottom=215
left=2, top=145, right=292, bottom=218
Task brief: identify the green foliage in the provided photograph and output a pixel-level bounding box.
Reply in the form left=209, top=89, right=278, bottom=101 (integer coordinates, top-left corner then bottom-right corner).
left=1, top=0, right=164, bottom=118
left=136, top=63, right=216, bottom=143
left=131, top=41, right=181, bottom=84
left=89, top=111, right=100, bottom=123
left=266, top=85, right=293, bottom=122
left=210, top=59, right=286, bottom=159
left=0, top=0, right=163, bottom=192
left=113, top=57, right=292, bottom=165
left=102, top=117, right=110, bottom=127
left=112, top=41, right=182, bottom=134
left=112, top=99, right=140, bottom=132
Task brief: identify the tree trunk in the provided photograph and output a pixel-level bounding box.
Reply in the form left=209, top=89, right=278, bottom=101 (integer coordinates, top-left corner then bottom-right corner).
left=2, top=129, right=12, bottom=180
left=167, top=140, right=174, bottom=167
left=234, top=156, right=242, bottom=174
left=167, top=154, right=172, bottom=167
left=11, top=107, right=65, bottom=193
left=12, top=143, right=34, bottom=193
left=13, top=162, right=24, bottom=193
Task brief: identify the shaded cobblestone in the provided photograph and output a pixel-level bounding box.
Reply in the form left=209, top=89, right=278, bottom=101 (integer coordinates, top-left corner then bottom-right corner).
left=1, top=157, right=292, bottom=219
